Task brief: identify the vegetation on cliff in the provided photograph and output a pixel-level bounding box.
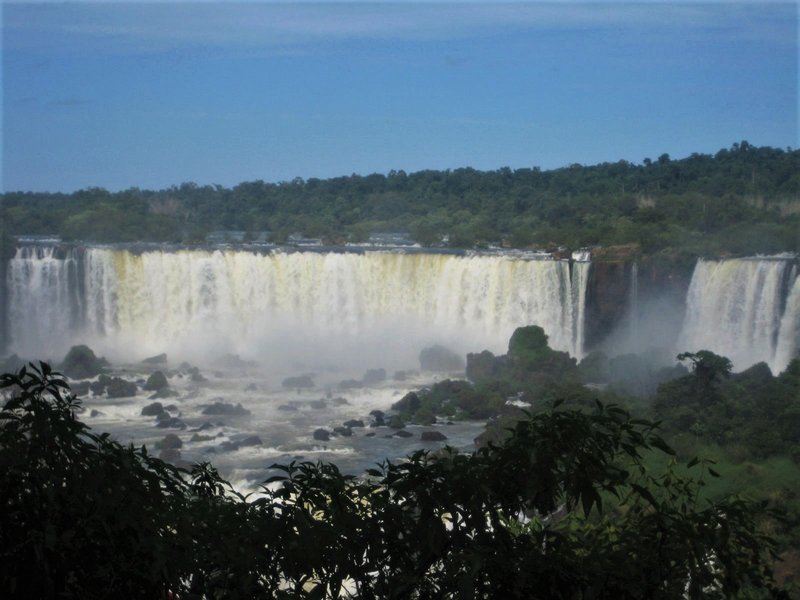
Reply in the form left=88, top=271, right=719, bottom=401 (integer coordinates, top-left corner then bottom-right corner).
left=2, top=141, right=797, bottom=256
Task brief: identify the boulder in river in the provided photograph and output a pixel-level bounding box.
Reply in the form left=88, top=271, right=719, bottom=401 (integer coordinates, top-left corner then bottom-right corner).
left=421, top=431, right=448, bottom=442
left=106, top=377, right=137, bottom=398
left=361, top=368, right=387, bottom=385
left=313, top=428, right=331, bottom=442
left=143, top=371, right=169, bottom=391
left=142, top=353, right=168, bottom=365
left=419, top=345, right=465, bottom=373
left=282, top=375, right=315, bottom=389
left=201, top=401, right=250, bottom=417
left=60, top=345, right=109, bottom=380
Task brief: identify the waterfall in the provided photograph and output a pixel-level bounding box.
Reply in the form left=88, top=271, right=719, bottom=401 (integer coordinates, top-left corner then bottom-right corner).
left=5, top=246, right=590, bottom=366
left=774, top=273, right=800, bottom=372
left=628, top=262, right=639, bottom=347
left=678, top=257, right=797, bottom=372
left=570, top=251, right=591, bottom=359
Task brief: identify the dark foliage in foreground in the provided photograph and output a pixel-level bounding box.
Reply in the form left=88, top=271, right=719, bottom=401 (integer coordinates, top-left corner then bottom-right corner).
left=0, top=364, right=788, bottom=598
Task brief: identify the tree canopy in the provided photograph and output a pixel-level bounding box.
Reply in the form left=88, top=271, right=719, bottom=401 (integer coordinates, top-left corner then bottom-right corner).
left=0, top=362, right=789, bottom=598
left=2, top=142, right=798, bottom=256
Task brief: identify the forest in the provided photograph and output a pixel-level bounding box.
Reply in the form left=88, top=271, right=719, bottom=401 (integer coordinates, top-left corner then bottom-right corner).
left=2, top=141, right=798, bottom=256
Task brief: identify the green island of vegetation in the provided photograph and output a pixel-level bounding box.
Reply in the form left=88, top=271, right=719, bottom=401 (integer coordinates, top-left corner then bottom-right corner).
left=2, top=141, right=798, bottom=258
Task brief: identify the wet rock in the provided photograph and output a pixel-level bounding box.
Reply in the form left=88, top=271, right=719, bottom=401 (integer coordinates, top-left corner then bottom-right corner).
left=333, top=426, right=353, bottom=437
left=393, top=370, right=408, bottom=382
left=201, top=402, right=251, bottom=416
left=308, top=399, right=327, bottom=410
left=419, top=345, right=465, bottom=372
left=394, top=430, right=414, bottom=438
left=277, top=404, right=298, bottom=411
left=106, top=377, right=137, bottom=398
left=365, top=432, right=376, bottom=437
left=70, top=381, right=91, bottom=396
left=244, top=383, right=260, bottom=392
left=60, top=345, right=110, bottom=380
left=149, top=388, right=176, bottom=399
left=190, top=422, right=215, bottom=432
left=156, top=433, right=183, bottom=450
left=141, top=402, right=165, bottom=417
left=156, top=417, right=186, bottom=429
left=187, top=367, right=207, bottom=383
left=421, top=431, right=448, bottom=442
left=369, top=410, right=386, bottom=427
left=392, top=391, right=421, bottom=414
left=89, top=409, right=103, bottom=418
left=282, top=375, right=315, bottom=389
left=343, top=419, right=364, bottom=428
left=218, top=354, right=259, bottom=369
left=361, top=368, right=387, bottom=385
left=237, top=435, right=263, bottom=448
left=190, top=433, right=215, bottom=443
left=143, top=371, right=169, bottom=391
left=142, top=353, right=168, bottom=365
left=331, top=397, right=349, bottom=406
left=338, top=379, right=363, bottom=390
left=159, top=448, right=182, bottom=463
left=313, top=428, right=331, bottom=442
left=388, top=414, right=405, bottom=429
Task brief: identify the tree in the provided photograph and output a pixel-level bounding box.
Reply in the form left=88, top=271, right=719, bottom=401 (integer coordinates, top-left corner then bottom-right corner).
left=0, top=363, right=788, bottom=598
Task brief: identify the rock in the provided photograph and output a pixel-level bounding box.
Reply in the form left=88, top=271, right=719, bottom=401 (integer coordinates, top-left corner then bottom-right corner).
left=282, top=375, right=315, bottom=389
left=419, top=345, right=465, bottom=372
left=313, top=428, right=331, bottom=441
left=388, top=414, right=405, bottom=429
left=394, top=430, right=413, bottom=438
left=190, top=422, right=215, bottom=432
left=365, top=432, right=376, bottom=437
left=277, top=404, right=298, bottom=411
left=338, top=379, right=363, bottom=390
left=466, top=350, right=504, bottom=381
left=156, top=433, right=183, bottom=450
left=361, top=368, right=387, bottom=385
left=333, top=426, right=353, bottom=437
left=149, top=388, right=178, bottom=400
left=60, top=345, right=110, bottom=380
left=331, top=397, right=349, bottom=406
left=201, top=402, right=251, bottom=416
left=142, top=353, right=168, bottom=365
left=342, top=419, right=364, bottom=428
left=190, top=433, right=215, bottom=442
left=308, top=399, right=327, bottom=410
left=143, top=371, right=169, bottom=391
left=392, top=391, right=421, bottom=414
left=159, top=448, right=182, bottom=463
left=90, top=375, right=111, bottom=395
left=156, top=417, right=186, bottom=429
left=244, top=383, right=260, bottom=392
left=69, top=381, right=91, bottom=396
left=393, top=370, right=408, bottom=382
left=89, top=409, right=103, bottom=418
left=106, top=377, right=137, bottom=398
left=237, top=435, right=263, bottom=448
left=141, top=402, right=165, bottom=417
left=187, top=367, right=207, bottom=383
left=369, top=410, right=386, bottom=427
left=421, top=431, right=448, bottom=442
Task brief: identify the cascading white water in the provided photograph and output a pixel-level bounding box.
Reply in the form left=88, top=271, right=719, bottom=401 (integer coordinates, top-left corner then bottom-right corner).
left=678, top=257, right=798, bottom=372
left=6, top=247, right=589, bottom=368
left=774, top=272, right=800, bottom=373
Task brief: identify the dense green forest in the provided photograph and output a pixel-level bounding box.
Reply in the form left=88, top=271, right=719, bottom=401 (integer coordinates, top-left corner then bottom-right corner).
left=3, top=141, right=798, bottom=255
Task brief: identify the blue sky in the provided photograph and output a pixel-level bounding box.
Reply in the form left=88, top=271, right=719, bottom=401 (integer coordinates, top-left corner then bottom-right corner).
left=2, top=1, right=797, bottom=192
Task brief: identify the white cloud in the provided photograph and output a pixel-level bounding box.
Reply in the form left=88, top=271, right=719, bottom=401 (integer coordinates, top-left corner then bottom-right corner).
left=4, top=2, right=796, bottom=53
